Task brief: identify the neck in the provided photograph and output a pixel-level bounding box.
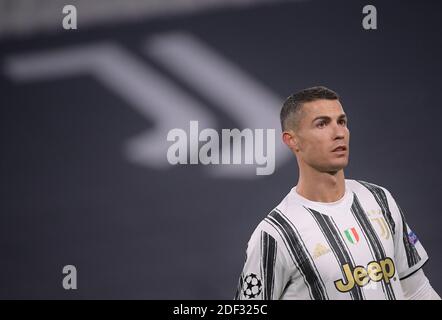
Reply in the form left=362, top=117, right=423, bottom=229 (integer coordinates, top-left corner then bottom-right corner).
left=296, top=164, right=346, bottom=203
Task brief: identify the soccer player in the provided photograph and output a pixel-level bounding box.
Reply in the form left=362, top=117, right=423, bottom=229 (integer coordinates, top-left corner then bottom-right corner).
left=235, top=86, right=440, bottom=300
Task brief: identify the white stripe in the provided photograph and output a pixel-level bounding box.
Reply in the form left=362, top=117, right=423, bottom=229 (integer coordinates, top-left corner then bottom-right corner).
left=4, top=43, right=216, bottom=168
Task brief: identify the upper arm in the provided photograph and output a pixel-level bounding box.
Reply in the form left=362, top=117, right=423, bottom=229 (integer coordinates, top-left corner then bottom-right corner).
left=235, top=222, right=291, bottom=300
left=383, top=188, right=429, bottom=279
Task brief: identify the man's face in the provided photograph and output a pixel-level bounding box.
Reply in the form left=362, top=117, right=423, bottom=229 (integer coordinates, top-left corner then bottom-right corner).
left=291, top=99, right=350, bottom=173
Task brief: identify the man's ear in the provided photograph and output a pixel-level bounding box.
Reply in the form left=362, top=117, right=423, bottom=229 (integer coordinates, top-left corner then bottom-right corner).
left=282, top=130, right=299, bottom=152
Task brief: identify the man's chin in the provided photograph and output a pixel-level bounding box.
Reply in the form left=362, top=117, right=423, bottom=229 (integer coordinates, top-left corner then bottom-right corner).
left=323, top=161, right=348, bottom=174
left=307, top=158, right=348, bottom=174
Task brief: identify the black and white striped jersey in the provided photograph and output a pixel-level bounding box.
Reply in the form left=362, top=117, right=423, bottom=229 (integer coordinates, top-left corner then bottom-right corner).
left=235, top=179, right=428, bottom=300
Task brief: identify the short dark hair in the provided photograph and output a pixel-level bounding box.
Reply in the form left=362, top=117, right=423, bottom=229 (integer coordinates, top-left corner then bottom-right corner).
left=280, top=86, right=339, bottom=131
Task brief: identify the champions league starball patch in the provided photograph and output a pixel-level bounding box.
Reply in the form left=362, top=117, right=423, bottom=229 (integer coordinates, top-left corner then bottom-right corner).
left=408, top=231, right=419, bottom=245
left=242, top=273, right=262, bottom=299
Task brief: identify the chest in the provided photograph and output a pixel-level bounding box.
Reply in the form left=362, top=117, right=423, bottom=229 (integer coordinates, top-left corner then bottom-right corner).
left=290, top=206, right=398, bottom=294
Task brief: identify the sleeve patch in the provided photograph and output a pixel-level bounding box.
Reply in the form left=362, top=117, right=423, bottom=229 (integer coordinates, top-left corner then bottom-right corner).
left=408, top=231, right=419, bottom=245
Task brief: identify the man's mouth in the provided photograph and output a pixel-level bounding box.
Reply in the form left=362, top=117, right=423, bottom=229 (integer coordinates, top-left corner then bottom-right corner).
left=332, top=145, right=347, bottom=152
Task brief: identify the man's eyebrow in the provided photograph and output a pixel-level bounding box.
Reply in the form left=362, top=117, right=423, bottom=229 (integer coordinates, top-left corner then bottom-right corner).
left=312, top=114, right=347, bottom=123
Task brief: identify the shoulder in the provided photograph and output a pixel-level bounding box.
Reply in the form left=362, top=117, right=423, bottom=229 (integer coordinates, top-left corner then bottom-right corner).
left=247, top=202, right=298, bottom=255
left=246, top=189, right=298, bottom=244
left=346, top=178, right=394, bottom=198
left=347, top=178, right=402, bottom=219
left=248, top=209, right=283, bottom=245
left=245, top=209, right=293, bottom=265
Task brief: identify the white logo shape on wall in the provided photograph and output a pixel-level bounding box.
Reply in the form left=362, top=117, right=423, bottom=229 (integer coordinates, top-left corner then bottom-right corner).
left=4, top=32, right=291, bottom=178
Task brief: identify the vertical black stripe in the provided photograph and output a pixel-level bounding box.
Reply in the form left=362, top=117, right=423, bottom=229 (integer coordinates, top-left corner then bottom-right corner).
left=347, top=199, right=389, bottom=299
left=307, top=207, right=365, bottom=300
left=234, top=247, right=249, bottom=300
left=265, top=209, right=329, bottom=300
left=234, top=273, right=244, bottom=300
left=358, top=180, right=395, bottom=236
left=351, top=193, right=396, bottom=300
left=264, top=215, right=316, bottom=300
left=397, top=205, right=421, bottom=267
left=261, top=231, right=277, bottom=299
left=259, top=235, right=264, bottom=299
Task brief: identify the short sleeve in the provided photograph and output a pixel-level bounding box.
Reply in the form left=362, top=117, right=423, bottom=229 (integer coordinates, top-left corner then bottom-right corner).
left=384, top=188, right=429, bottom=280
left=234, top=221, right=291, bottom=300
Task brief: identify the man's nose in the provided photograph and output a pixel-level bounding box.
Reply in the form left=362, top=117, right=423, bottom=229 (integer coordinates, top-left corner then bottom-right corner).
left=333, top=123, right=346, bottom=139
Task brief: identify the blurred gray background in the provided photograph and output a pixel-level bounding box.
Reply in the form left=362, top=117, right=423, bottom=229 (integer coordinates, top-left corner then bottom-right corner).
left=0, top=0, right=441, bottom=299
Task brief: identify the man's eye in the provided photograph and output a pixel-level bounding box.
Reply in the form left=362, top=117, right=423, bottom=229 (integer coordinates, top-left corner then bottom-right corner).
left=317, top=121, right=326, bottom=128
